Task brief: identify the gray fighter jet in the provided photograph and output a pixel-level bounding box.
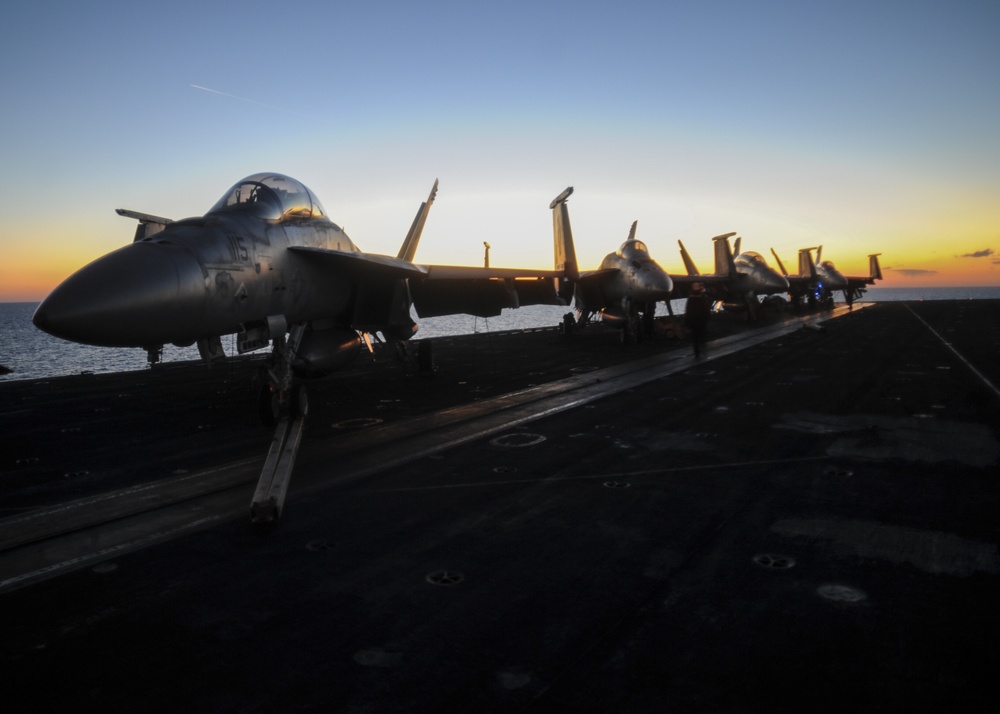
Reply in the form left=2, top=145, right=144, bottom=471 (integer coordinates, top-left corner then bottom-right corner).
left=33, top=173, right=567, bottom=520
left=34, top=173, right=567, bottom=371
left=549, top=187, right=674, bottom=343
left=676, top=233, right=789, bottom=320
left=771, top=246, right=882, bottom=309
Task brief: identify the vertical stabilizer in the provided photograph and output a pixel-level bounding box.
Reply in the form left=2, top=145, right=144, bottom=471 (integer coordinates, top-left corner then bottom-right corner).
left=397, top=179, right=439, bottom=262
left=712, top=232, right=738, bottom=277
left=550, top=187, right=579, bottom=280
left=868, top=253, right=883, bottom=281
left=626, top=220, right=638, bottom=241
left=770, top=248, right=789, bottom=276
left=678, top=240, right=701, bottom=276
left=798, top=247, right=818, bottom=279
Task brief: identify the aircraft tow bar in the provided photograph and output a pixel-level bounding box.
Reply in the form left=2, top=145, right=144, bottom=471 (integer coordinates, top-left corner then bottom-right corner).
left=251, top=323, right=308, bottom=524
left=250, top=415, right=306, bottom=524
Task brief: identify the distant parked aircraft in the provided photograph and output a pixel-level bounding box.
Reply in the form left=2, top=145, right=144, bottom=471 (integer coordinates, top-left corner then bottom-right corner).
left=549, top=188, right=674, bottom=343
left=676, top=233, right=789, bottom=320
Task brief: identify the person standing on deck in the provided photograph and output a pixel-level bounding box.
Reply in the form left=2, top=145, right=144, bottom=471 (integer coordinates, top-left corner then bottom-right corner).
left=684, top=283, right=711, bottom=359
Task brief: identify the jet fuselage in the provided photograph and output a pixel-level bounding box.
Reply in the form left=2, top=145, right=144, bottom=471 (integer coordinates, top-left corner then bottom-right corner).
left=34, top=174, right=368, bottom=349
left=594, top=239, right=674, bottom=308
left=731, top=250, right=791, bottom=298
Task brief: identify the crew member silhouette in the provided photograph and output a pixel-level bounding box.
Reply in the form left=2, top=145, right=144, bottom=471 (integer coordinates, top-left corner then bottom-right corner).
left=684, top=283, right=711, bottom=358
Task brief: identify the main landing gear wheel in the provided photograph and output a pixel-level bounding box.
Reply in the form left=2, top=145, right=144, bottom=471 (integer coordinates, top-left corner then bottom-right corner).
left=291, top=384, right=309, bottom=417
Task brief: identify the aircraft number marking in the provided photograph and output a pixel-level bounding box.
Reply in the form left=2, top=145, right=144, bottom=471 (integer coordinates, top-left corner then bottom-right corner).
left=228, top=234, right=250, bottom=264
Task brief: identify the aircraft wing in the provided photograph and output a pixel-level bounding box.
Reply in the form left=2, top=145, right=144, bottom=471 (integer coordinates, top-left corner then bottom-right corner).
left=410, top=265, right=566, bottom=318
left=291, top=247, right=568, bottom=319
left=668, top=273, right=730, bottom=299
left=781, top=275, right=814, bottom=292
left=288, top=246, right=429, bottom=279
left=843, top=254, right=883, bottom=290
left=571, top=269, right=622, bottom=310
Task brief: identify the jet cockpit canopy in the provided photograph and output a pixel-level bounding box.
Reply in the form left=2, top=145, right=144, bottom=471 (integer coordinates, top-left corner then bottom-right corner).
left=617, top=240, right=650, bottom=258
left=738, top=251, right=768, bottom=266
left=207, top=173, right=328, bottom=221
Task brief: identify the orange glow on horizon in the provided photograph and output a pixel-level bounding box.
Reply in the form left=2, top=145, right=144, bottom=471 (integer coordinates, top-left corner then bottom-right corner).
left=0, top=252, right=103, bottom=303
left=2, top=253, right=995, bottom=305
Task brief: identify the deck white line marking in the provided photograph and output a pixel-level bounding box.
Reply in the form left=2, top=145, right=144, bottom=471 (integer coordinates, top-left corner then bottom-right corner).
left=364, top=456, right=830, bottom=492
left=905, top=304, right=1000, bottom=400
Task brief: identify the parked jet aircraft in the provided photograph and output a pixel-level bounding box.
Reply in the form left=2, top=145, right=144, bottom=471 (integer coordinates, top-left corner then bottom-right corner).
left=34, top=173, right=568, bottom=374
left=771, top=246, right=882, bottom=308
left=33, top=173, right=568, bottom=520
left=548, top=188, right=673, bottom=343
left=676, top=233, right=789, bottom=320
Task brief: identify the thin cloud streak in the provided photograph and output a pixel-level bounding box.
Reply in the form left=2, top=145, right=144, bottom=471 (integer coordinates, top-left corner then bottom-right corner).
left=956, top=248, right=995, bottom=259
left=190, top=84, right=318, bottom=119
left=886, top=268, right=939, bottom=277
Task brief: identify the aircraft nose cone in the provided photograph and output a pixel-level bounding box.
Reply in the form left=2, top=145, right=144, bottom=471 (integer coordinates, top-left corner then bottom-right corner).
left=33, top=243, right=206, bottom=347
left=825, top=272, right=848, bottom=289
left=766, top=272, right=790, bottom=292
left=639, top=265, right=674, bottom=298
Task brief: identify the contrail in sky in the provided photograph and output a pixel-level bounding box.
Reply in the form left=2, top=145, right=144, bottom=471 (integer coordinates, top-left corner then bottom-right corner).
left=191, top=84, right=275, bottom=107
left=190, top=84, right=316, bottom=118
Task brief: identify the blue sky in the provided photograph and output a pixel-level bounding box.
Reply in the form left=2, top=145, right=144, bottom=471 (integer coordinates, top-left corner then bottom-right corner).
left=2, top=0, right=998, bottom=299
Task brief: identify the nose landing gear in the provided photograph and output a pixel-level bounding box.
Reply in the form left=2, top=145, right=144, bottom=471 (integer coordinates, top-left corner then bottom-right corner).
left=250, top=325, right=308, bottom=524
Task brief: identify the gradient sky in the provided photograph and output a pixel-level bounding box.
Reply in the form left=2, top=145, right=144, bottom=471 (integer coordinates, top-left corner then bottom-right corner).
left=1, top=0, right=998, bottom=301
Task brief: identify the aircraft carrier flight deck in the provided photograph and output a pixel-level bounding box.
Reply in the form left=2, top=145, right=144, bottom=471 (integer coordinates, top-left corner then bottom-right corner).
left=1, top=300, right=998, bottom=712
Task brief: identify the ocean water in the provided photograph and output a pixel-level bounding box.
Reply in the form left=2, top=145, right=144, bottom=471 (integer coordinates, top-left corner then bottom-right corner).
left=2, top=286, right=997, bottom=382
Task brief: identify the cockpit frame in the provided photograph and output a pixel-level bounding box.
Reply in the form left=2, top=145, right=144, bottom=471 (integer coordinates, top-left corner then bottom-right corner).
left=207, top=173, right=328, bottom=222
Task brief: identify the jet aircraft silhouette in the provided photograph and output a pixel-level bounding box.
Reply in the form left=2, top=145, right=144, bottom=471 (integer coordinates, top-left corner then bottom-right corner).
left=34, top=173, right=567, bottom=371
left=548, top=188, right=674, bottom=343
left=676, top=233, right=789, bottom=320
left=771, top=246, right=882, bottom=308
left=33, top=173, right=568, bottom=520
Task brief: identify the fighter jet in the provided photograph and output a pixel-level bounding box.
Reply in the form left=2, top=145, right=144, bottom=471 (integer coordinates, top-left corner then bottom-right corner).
left=33, top=173, right=568, bottom=520
left=675, top=233, right=789, bottom=320
left=771, top=246, right=882, bottom=309
left=548, top=187, right=674, bottom=343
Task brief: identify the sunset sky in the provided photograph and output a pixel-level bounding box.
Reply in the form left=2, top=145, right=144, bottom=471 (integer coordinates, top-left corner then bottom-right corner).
left=1, top=0, right=997, bottom=302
